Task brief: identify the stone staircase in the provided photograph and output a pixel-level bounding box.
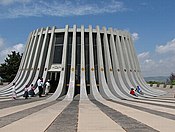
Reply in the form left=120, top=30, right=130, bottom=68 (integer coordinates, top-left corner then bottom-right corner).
left=0, top=95, right=175, bottom=132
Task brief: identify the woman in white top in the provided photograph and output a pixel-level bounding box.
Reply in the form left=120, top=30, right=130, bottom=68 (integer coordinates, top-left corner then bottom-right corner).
left=45, top=80, right=50, bottom=95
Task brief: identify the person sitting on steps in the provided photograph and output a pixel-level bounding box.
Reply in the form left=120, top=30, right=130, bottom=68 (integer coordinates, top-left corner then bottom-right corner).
left=135, top=85, right=144, bottom=95
left=29, top=84, right=35, bottom=97
left=23, top=85, right=29, bottom=99
left=130, top=88, right=137, bottom=96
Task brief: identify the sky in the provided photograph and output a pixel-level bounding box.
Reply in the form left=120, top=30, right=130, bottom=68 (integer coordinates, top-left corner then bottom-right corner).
left=0, top=0, right=175, bottom=77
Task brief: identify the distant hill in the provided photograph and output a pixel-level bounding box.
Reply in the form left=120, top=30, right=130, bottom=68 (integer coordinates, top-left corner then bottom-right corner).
left=144, top=76, right=168, bottom=82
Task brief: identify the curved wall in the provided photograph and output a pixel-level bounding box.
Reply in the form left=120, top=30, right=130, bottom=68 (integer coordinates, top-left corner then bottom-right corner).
left=0, top=25, right=165, bottom=100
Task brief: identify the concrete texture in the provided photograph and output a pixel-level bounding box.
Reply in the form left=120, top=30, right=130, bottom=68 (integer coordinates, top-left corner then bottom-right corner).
left=78, top=100, right=125, bottom=132
left=46, top=97, right=79, bottom=132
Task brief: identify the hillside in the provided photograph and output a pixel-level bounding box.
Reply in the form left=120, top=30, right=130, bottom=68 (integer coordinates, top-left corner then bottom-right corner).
left=144, top=76, right=168, bottom=82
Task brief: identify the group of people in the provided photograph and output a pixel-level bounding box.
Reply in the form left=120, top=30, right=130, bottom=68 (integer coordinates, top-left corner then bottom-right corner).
left=23, top=77, right=51, bottom=99
left=130, top=86, right=144, bottom=97
left=11, top=77, right=51, bottom=100
left=23, top=84, right=35, bottom=99
left=37, top=77, right=50, bottom=97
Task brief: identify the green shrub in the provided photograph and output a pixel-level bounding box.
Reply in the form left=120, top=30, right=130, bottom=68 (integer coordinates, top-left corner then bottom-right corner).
left=172, top=80, right=175, bottom=85
left=0, top=82, right=3, bottom=85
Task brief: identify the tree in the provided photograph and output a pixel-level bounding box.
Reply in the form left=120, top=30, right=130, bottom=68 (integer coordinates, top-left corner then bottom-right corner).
left=0, top=51, right=22, bottom=82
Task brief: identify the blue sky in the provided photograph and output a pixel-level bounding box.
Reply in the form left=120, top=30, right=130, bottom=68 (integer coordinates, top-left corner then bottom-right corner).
left=0, top=0, right=175, bottom=77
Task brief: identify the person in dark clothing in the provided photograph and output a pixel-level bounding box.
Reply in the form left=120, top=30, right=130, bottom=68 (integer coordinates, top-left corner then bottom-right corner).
left=37, top=77, right=43, bottom=97
left=29, top=84, right=35, bottom=97
left=23, top=85, right=29, bottom=99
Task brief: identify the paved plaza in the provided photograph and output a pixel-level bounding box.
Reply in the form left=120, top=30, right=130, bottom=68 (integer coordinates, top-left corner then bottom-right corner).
left=0, top=86, right=175, bottom=132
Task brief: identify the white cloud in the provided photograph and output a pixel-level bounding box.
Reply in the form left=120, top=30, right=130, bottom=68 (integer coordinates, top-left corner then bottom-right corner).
left=0, top=0, right=30, bottom=6
left=13, top=43, right=24, bottom=51
left=138, top=52, right=149, bottom=60
left=144, top=59, right=153, bottom=64
left=140, top=56, right=175, bottom=77
left=131, top=32, right=139, bottom=41
left=0, top=0, right=126, bottom=18
left=0, top=43, right=25, bottom=63
left=156, top=38, right=175, bottom=54
left=138, top=39, right=175, bottom=77
left=0, top=37, right=4, bottom=48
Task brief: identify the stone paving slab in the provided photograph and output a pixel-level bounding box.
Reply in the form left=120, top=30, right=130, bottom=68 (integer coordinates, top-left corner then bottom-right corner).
left=121, top=100, right=175, bottom=115
left=0, top=100, right=50, bottom=118
left=46, top=98, right=79, bottom=132
left=97, top=99, right=175, bottom=132
left=91, top=100, right=158, bottom=132
left=0, top=97, right=48, bottom=109
left=129, top=99, right=175, bottom=109
left=0, top=101, right=57, bottom=128
left=110, top=100, right=175, bottom=120
left=0, top=100, right=71, bottom=132
left=78, top=100, right=125, bottom=132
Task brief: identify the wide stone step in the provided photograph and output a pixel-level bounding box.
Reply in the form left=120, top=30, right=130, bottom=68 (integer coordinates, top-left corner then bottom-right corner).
left=0, top=96, right=175, bottom=131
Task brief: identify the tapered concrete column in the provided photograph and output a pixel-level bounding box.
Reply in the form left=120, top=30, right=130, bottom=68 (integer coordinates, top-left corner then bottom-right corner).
left=42, top=26, right=56, bottom=81
left=128, top=35, right=165, bottom=95
left=96, top=26, right=119, bottom=100
left=14, top=31, right=37, bottom=94
left=31, top=27, right=50, bottom=86
left=121, top=33, right=138, bottom=87
left=128, top=36, right=150, bottom=88
left=120, top=34, right=134, bottom=87
left=13, top=32, right=32, bottom=85
left=28, top=27, right=50, bottom=95
left=115, top=31, right=133, bottom=90
left=16, top=28, right=45, bottom=95
left=16, top=31, right=36, bottom=84
left=124, top=34, right=153, bottom=96
left=80, top=25, right=88, bottom=100
left=17, top=29, right=39, bottom=88
left=123, top=33, right=149, bottom=95
left=89, top=25, right=104, bottom=100
left=108, top=28, right=132, bottom=98
left=48, top=25, right=69, bottom=101
left=102, top=27, right=129, bottom=99
left=14, top=31, right=35, bottom=86
left=64, top=25, right=77, bottom=100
